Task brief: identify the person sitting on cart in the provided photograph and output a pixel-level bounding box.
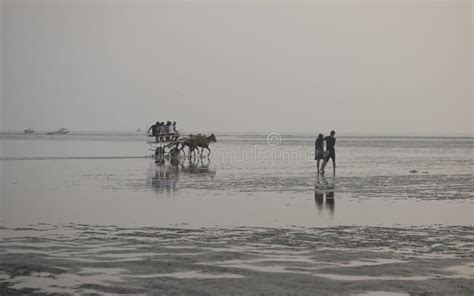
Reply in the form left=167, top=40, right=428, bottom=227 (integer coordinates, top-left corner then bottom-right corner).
left=165, top=121, right=171, bottom=141
left=156, top=122, right=164, bottom=142
left=169, top=121, right=175, bottom=134
left=171, top=121, right=179, bottom=139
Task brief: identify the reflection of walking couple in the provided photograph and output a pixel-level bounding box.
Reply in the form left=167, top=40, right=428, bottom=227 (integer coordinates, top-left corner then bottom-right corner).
left=314, top=191, right=335, bottom=217
left=315, top=130, right=336, bottom=175
left=314, top=175, right=335, bottom=216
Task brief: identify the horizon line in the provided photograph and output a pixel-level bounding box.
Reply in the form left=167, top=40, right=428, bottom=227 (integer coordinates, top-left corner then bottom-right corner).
left=0, top=129, right=472, bottom=137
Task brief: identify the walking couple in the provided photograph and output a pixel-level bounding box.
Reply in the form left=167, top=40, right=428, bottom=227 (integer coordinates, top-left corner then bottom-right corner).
left=315, top=130, right=336, bottom=175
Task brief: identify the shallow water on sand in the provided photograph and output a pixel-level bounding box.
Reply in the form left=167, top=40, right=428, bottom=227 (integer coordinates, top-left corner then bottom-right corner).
left=0, top=132, right=473, bottom=294
left=1, top=133, right=472, bottom=227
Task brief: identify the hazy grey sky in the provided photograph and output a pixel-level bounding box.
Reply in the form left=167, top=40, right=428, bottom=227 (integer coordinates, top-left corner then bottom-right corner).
left=1, top=0, right=472, bottom=134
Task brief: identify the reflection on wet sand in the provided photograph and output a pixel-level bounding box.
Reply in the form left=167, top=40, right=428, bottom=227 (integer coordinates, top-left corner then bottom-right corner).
left=314, top=175, right=335, bottom=217
left=148, top=158, right=216, bottom=194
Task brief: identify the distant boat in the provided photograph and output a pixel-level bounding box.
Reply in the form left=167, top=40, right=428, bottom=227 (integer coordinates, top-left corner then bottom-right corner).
left=47, top=128, right=70, bottom=135
left=24, top=128, right=35, bottom=134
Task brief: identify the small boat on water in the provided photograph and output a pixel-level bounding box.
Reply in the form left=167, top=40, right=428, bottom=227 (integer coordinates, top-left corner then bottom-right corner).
left=24, top=128, right=35, bottom=134
left=47, top=128, right=70, bottom=135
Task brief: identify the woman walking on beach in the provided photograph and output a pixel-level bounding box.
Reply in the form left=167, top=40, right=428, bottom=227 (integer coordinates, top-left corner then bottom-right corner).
left=315, top=134, right=324, bottom=172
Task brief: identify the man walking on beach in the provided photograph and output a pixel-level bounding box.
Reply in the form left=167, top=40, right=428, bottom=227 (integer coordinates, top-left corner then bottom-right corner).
left=321, top=130, right=336, bottom=175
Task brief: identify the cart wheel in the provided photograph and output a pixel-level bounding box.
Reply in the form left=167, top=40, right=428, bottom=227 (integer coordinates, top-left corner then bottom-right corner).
left=169, top=147, right=180, bottom=158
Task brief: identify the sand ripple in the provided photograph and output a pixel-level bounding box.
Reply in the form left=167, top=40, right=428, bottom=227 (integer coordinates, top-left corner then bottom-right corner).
left=1, top=224, right=472, bottom=295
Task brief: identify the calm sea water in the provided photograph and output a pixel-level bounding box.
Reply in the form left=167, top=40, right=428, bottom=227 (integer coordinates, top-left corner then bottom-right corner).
left=1, top=132, right=472, bottom=228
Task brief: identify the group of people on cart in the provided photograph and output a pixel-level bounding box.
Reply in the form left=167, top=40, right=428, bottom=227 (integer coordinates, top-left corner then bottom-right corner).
left=147, top=121, right=179, bottom=142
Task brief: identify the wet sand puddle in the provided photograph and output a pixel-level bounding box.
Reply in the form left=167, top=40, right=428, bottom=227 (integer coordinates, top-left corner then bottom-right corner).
left=1, top=224, right=472, bottom=295
left=131, top=166, right=474, bottom=201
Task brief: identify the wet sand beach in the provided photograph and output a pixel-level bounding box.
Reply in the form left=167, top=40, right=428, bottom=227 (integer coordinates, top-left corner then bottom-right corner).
left=1, top=224, right=473, bottom=295
left=0, top=133, right=473, bottom=295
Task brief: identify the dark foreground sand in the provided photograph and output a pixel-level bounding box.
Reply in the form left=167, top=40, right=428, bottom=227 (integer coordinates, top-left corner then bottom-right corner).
left=1, top=224, right=472, bottom=295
